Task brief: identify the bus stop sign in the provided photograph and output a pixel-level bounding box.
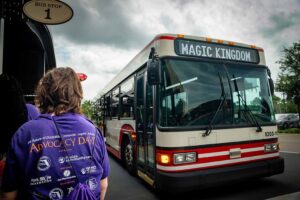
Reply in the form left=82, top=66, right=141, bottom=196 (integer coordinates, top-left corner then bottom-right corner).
left=23, top=0, right=73, bottom=25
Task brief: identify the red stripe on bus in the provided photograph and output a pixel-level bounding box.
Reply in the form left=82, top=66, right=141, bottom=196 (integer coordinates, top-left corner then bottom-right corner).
left=156, top=139, right=278, bottom=167
left=156, top=139, right=277, bottom=155
left=197, top=142, right=266, bottom=154
left=198, top=155, right=229, bottom=163
left=157, top=156, right=279, bottom=173
left=106, top=145, right=121, bottom=159
left=197, top=150, right=266, bottom=163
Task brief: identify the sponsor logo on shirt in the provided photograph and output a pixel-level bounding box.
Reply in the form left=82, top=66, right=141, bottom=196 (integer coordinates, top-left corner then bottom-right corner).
left=30, top=175, right=52, bottom=185
left=63, top=169, right=71, bottom=177
left=80, top=166, right=97, bottom=174
left=37, top=156, right=51, bottom=171
left=57, top=175, right=76, bottom=182
left=67, top=187, right=74, bottom=195
left=86, top=177, right=98, bottom=191
left=49, top=188, right=64, bottom=200
left=58, top=155, right=92, bottom=164
left=58, top=157, right=65, bottom=164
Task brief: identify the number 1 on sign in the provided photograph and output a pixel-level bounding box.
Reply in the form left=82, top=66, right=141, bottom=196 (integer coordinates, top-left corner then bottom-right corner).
left=44, top=8, right=52, bottom=19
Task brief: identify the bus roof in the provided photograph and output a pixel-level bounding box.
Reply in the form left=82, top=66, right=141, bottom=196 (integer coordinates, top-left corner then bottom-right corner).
left=99, top=33, right=265, bottom=96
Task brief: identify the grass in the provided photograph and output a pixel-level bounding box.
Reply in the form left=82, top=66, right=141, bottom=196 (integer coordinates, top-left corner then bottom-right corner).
left=278, top=128, right=300, bottom=134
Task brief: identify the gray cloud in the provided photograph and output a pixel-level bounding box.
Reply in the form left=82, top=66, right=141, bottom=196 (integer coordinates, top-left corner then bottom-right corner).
left=51, top=0, right=300, bottom=99
left=263, top=12, right=300, bottom=37
left=51, top=0, right=149, bottom=49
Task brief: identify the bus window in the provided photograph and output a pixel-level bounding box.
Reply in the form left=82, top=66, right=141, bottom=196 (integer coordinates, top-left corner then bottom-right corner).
left=99, top=97, right=104, bottom=119
left=105, top=95, right=111, bottom=119
left=120, top=77, right=134, bottom=118
left=228, top=64, right=275, bottom=124
left=111, top=88, right=120, bottom=118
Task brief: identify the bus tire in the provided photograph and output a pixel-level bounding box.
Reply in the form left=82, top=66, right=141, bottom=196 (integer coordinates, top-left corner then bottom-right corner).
left=122, top=137, right=136, bottom=175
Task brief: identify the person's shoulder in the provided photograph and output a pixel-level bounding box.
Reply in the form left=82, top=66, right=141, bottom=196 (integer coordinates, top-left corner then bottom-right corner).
left=13, top=114, right=52, bottom=142
left=26, top=103, right=36, bottom=109
left=56, top=113, right=95, bottom=130
left=74, top=114, right=102, bottom=135
left=20, top=113, right=50, bottom=130
left=26, top=103, right=40, bottom=120
left=72, top=113, right=95, bottom=125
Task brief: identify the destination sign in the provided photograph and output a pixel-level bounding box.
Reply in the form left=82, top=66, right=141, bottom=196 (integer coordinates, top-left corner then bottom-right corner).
left=175, top=39, right=259, bottom=63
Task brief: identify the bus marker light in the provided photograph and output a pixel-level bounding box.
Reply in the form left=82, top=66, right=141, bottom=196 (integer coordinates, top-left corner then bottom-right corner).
left=228, top=41, right=235, bottom=46
left=250, top=45, right=257, bottom=48
left=217, top=39, right=224, bottom=44
left=131, top=132, right=137, bottom=141
left=206, top=37, right=212, bottom=42
left=157, top=153, right=170, bottom=164
left=177, top=34, right=185, bottom=38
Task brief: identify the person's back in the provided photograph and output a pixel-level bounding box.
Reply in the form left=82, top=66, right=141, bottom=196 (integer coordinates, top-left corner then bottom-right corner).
left=3, top=113, right=108, bottom=199
left=1, top=67, right=109, bottom=200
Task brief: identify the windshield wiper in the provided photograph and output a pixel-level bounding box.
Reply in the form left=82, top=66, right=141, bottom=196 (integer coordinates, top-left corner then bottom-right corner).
left=203, top=73, right=227, bottom=137
left=232, top=75, right=262, bottom=132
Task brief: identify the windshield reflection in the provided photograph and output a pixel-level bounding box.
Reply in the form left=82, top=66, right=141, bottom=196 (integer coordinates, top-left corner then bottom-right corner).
left=159, top=58, right=275, bottom=128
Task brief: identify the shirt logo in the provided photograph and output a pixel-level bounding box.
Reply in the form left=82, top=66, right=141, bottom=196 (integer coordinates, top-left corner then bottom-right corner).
left=57, top=155, right=91, bottom=164
left=81, top=166, right=97, bottom=174
left=30, top=176, right=52, bottom=186
left=67, top=187, right=74, bottom=195
left=37, top=156, right=51, bottom=171
left=58, top=157, right=65, bottom=164
left=86, top=177, right=98, bottom=191
left=63, top=170, right=71, bottom=177
left=49, top=188, right=63, bottom=200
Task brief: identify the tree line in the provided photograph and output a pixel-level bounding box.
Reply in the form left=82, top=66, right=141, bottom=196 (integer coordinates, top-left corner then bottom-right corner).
left=275, top=41, right=300, bottom=116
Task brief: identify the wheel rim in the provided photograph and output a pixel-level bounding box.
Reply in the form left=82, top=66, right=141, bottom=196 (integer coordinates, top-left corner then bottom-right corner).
left=125, top=143, right=133, bottom=167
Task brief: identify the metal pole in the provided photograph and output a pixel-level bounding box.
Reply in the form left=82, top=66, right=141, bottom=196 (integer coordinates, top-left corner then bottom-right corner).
left=0, top=18, right=4, bottom=74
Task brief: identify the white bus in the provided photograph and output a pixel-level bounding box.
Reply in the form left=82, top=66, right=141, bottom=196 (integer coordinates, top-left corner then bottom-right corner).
left=98, top=34, right=284, bottom=191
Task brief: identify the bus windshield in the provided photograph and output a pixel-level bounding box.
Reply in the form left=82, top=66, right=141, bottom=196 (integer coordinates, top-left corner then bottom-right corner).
left=159, top=58, right=276, bottom=128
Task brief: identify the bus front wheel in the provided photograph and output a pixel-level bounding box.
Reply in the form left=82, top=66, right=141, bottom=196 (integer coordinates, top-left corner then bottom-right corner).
left=122, top=138, right=136, bottom=174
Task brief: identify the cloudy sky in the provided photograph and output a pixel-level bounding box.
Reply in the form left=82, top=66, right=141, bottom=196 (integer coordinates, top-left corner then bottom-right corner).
left=49, top=0, right=300, bottom=100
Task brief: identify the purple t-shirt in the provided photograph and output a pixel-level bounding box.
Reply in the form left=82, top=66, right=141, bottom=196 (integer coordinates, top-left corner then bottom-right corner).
left=2, top=112, right=109, bottom=199
left=26, top=104, right=40, bottom=120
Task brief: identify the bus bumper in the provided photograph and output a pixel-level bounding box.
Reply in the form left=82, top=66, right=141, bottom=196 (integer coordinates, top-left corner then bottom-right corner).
left=155, top=157, right=284, bottom=191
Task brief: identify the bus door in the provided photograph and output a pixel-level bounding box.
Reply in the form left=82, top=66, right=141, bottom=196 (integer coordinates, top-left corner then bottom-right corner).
left=136, top=72, right=155, bottom=182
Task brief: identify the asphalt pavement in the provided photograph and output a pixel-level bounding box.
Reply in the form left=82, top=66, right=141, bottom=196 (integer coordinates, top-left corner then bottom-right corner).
left=278, top=134, right=300, bottom=153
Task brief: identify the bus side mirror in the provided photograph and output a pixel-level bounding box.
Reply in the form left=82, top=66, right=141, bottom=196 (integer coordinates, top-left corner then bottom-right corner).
left=269, top=78, right=274, bottom=96
left=267, top=67, right=274, bottom=96
left=147, top=58, right=161, bottom=85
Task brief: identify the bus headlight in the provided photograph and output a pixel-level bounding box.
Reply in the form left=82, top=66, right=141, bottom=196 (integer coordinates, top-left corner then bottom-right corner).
left=264, top=143, right=279, bottom=152
left=174, top=152, right=196, bottom=165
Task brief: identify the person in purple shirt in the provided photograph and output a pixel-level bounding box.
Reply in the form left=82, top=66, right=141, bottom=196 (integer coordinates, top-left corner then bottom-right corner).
left=1, top=67, right=109, bottom=200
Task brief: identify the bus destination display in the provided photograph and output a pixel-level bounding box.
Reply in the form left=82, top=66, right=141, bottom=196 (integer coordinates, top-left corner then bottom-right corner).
left=175, top=39, right=259, bottom=63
